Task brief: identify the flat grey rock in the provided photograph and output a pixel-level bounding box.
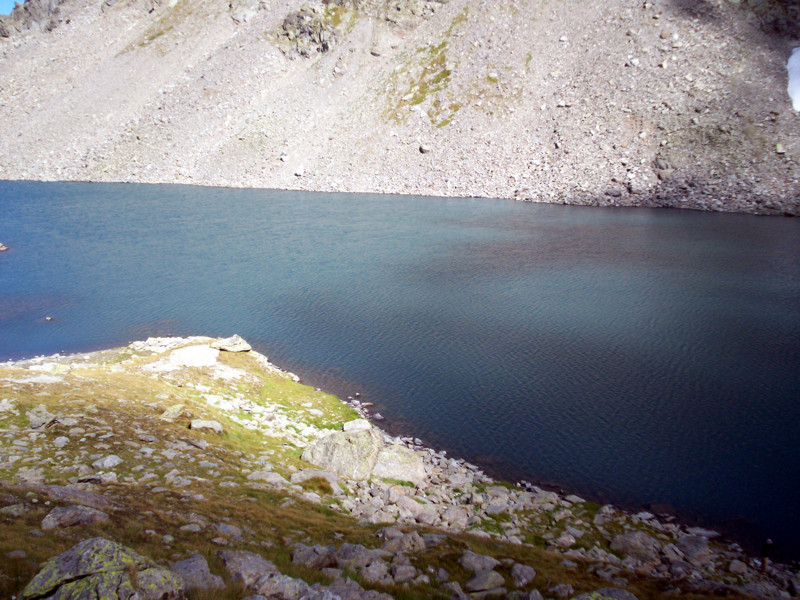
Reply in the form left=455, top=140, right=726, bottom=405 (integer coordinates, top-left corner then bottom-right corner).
left=190, top=419, right=223, bottom=433
left=466, top=569, right=505, bottom=592
left=610, top=531, right=662, bottom=562
left=460, top=550, right=501, bottom=572
left=342, top=418, right=372, bottom=432
left=171, top=554, right=224, bottom=590
left=372, top=444, right=427, bottom=486
left=217, top=549, right=278, bottom=587
left=41, top=505, right=110, bottom=530
left=252, top=572, right=310, bottom=599
left=301, top=429, right=383, bottom=481
left=548, top=583, right=575, bottom=598
left=211, top=334, right=252, bottom=352
left=511, top=562, right=536, bottom=587
left=92, top=455, right=122, bottom=470
left=676, top=534, right=711, bottom=566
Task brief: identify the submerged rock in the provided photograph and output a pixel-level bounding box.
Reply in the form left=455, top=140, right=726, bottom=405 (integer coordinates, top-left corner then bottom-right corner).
left=21, top=537, right=182, bottom=600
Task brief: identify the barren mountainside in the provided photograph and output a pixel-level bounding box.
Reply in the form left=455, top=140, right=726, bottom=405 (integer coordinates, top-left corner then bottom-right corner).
left=0, top=0, right=798, bottom=214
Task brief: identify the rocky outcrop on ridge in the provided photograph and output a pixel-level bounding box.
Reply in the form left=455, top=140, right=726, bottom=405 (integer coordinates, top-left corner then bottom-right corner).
left=0, top=0, right=65, bottom=37
left=0, top=0, right=798, bottom=214
left=1, top=336, right=799, bottom=600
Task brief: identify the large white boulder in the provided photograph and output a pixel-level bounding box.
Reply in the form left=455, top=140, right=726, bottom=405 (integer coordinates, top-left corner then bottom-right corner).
left=372, top=445, right=427, bottom=486
left=301, top=429, right=384, bottom=480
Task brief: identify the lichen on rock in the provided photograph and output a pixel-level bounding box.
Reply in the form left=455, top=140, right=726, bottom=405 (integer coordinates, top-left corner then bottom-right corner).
left=21, top=537, right=183, bottom=600
left=301, top=427, right=383, bottom=480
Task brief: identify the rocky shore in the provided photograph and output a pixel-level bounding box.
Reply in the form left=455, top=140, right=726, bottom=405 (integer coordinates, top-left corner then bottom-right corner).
left=1, top=335, right=798, bottom=600
left=1, top=0, right=799, bottom=215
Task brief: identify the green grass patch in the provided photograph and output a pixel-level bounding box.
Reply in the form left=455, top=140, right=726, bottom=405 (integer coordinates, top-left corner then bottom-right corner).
left=381, top=478, right=415, bottom=487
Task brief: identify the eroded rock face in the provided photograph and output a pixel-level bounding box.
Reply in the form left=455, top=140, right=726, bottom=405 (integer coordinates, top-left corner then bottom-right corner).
left=301, top=428, right=383, bottom=480
left=278, top=5, right=338, bottom=58
left=21, top=537, right=182, bottom=600
left=0, top=0, right=64, bottom=38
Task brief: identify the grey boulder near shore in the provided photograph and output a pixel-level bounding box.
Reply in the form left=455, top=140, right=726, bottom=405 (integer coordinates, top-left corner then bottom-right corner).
left=301, top=420, right=427, bottom=485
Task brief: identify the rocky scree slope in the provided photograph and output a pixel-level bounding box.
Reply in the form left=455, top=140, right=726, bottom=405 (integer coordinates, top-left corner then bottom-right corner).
left=0, top=0, right=798, bottom=214
left=1, top=335, right=799, bottom=600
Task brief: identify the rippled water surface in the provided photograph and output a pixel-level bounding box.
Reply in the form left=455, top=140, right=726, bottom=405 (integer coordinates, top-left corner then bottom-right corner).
left=2, top=181, right=799, bottom=558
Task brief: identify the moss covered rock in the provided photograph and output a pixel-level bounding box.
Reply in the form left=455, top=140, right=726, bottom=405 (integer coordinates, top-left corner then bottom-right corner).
left=21, top=537, right=183, bottom=600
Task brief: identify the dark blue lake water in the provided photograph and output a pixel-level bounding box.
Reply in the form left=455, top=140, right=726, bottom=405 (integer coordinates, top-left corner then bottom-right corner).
left=1, top=181, right=799, bottom=559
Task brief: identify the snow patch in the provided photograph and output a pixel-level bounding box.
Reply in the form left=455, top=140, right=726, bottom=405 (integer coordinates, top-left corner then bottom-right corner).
left=788, top=47, right=800, bottom=111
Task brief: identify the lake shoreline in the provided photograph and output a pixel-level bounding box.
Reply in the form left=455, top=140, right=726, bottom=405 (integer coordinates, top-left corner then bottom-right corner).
left=1, top=176, right=797, bottom=218
left=3, top=336, right=799, bottom=586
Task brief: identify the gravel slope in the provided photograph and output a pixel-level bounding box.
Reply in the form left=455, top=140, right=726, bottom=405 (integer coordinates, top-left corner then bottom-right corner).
left=0, top=0, right=798, bottom=214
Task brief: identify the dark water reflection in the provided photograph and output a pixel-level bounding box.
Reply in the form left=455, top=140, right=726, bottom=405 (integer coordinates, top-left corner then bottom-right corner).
left=1, top=181, right=799, bottom=559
